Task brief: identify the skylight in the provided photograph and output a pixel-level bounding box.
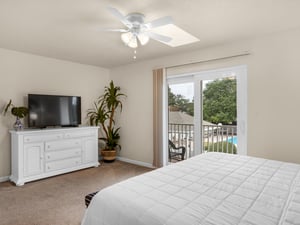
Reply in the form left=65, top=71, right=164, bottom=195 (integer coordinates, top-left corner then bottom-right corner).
left=151, top=24, right=200, bottom=47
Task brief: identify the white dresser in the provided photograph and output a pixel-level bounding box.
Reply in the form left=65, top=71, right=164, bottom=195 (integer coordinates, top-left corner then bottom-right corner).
left=10, top=126, right=99, bottom=186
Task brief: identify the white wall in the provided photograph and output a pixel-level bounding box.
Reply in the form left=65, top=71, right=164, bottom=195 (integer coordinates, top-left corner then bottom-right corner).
left=1, top=28, right=300, bottom=178
left=111, top=28, right=300, bottom=165
left=0, top=48, right=110, bottom=178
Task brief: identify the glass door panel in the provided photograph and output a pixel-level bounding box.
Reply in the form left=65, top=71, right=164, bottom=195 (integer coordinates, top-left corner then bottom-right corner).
left=168, top=82, right=194, bottom=161
left=201, top=77, right=238, bottom=154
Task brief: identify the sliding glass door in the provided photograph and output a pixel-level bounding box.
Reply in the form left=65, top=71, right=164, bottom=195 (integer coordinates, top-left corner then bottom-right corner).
left=166, top=66, right=247, bottom=163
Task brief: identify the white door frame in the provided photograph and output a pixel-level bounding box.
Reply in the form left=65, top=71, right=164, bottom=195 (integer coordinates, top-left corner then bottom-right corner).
left=163, top=65, right=247, bottom=166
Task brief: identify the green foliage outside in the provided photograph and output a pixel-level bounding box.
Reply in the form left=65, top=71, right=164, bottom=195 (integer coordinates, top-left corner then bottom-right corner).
left=203, top=78, right=236, bottom=124
left=168, top=78, right=237, bottom=124
left=168, top=87, right=194, bottom=116
left=207, top=141, right=237, bottom=154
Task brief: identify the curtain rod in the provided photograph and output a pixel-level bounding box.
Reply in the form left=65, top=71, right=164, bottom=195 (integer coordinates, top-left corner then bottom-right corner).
left=165, top=51, right=251, bottom=69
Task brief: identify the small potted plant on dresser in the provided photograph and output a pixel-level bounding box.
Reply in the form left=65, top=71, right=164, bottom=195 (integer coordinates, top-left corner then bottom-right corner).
left=87, top=80, right=125, bottom=162
left=3, top=99, right=28, bottom=130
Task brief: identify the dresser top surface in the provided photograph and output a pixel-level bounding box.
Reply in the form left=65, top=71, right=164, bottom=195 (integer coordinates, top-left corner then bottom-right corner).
left=9, top=126, right=99, bottom=134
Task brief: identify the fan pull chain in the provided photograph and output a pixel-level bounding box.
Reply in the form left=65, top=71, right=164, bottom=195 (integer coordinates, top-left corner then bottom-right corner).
left=133, top=50, right=137, bottom=60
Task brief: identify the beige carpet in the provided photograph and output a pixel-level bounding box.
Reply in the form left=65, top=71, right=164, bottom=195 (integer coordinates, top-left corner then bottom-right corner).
left=0, top=161, right=152, bottom=225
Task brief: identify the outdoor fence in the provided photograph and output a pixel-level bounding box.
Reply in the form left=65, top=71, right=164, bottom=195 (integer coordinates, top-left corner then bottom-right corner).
left=168, top=123, right=237, bottom=160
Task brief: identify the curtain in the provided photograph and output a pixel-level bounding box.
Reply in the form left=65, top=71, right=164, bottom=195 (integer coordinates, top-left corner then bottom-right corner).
left=153, top=68, right=164, bottom=168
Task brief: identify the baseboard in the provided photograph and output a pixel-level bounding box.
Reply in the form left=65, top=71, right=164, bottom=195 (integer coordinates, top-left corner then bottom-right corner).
left=117, top=157, right=155, bottom=169
left=0, top=176, right=10, bottom=183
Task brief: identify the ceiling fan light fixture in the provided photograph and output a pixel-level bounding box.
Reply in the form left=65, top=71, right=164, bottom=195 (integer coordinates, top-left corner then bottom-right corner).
left=121, top=32, right=132, bottom=44
left=128, top=37, right=138, bottom=48
left=107, top=7, right=186, bottom=51
left=138, top=33, right=150, bottom=46
left=121, top=32, right=138, bottom=48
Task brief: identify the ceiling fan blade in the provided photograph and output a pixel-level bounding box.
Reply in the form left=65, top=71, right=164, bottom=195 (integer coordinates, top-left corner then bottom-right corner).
left=146, top=32, right=172, bottom=43
left=145, top=16, right=173, bottom=29
left=107, top=7, right=130, bottom=28
left=99, top=28, right=128, bottom=32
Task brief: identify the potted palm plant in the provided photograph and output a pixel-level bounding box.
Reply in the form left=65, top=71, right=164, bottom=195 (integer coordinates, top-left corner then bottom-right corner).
left=3, top=99, right=28, bottom=130
left=87, top=81, right=125, bottom=162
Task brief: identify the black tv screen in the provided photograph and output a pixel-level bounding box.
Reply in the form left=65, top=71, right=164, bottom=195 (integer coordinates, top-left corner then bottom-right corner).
left=28, top=94, right=81, bottom=128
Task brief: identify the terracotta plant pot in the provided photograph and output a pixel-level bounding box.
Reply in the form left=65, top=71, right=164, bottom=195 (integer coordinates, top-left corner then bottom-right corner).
left=101, top=149, right=117, bottom=162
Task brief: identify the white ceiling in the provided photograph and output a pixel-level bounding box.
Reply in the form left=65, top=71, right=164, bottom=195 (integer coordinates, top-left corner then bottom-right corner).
left=0, top=0, right=300, bottom=68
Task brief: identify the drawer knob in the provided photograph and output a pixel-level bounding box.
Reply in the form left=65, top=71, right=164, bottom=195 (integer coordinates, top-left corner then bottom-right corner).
left=47, top=156, right=50, bottom=159
left=48, top=166, right=50, bottom=169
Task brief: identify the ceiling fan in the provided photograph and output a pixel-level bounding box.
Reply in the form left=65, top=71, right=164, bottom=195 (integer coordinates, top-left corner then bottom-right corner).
left=104, top=7, right=174, bottom=48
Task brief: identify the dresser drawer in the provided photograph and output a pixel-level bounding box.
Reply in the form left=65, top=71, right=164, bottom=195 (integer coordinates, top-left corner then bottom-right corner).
left=45, top=157, right=81, bottom=172
left=64, top=131, right=95, bottom=139
left=24, top=133, right=63, bottom=143
left=45, top=139, right=81, bottom=151
left=45, top=148, right=81, bottom=162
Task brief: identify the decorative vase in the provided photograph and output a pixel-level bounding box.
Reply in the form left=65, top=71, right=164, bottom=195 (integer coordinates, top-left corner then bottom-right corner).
left=14, top=117, right=23, bottom=130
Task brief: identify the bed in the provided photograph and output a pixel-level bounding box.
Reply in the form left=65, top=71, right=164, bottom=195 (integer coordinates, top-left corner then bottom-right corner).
left=81, top=152, right=300, bottom=225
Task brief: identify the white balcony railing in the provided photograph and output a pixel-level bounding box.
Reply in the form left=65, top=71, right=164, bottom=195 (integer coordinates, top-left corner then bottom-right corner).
left=168, top=123, right=237, bottom=160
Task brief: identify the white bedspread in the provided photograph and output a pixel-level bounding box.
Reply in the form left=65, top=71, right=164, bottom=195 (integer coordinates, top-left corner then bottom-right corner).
left=81, top=153, right=300, bottom=225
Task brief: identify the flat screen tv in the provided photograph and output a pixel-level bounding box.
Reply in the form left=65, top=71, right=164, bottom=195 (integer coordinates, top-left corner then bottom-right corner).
left=28, top=94, right=81, bottom=128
